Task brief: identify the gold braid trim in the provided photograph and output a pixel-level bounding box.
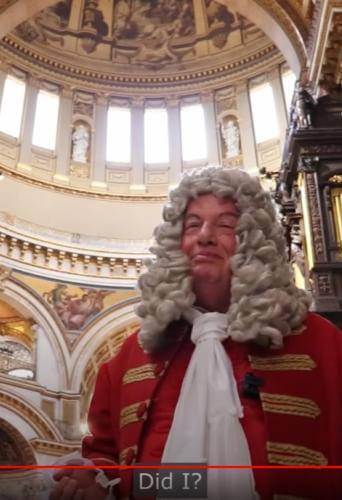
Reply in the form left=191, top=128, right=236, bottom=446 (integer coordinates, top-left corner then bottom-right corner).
left=119, top=445, right=138, bottom=465
left=260, top=393, right=321, bottom=419
left=120, top=400, right=150, bottom=429
left=267, top=442, right=328, bottom=465
left=123, top=364, right=157, bottom=385
left=250, top=354, right=316, bottom=371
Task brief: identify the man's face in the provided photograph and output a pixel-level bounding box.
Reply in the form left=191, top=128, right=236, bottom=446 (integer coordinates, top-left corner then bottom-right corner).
left=181, top=194, right=238, bottom=290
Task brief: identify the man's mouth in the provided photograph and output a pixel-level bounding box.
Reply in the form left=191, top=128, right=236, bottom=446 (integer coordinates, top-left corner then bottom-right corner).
left=192, top=252, right=222, bottom=261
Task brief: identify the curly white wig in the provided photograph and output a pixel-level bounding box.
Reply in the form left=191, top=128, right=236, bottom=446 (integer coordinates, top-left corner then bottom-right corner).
left=137, top=166, right=311, bottom=352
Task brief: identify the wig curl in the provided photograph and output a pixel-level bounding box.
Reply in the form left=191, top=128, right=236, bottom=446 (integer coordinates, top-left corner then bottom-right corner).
left=137, top=166, right=311, bottom=352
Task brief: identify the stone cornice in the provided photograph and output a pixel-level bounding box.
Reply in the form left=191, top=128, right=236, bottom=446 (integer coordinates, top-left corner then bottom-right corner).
left=0, top=372, right=80, bottom=399
left=0, top=223, right=148, bottom=285
left=30, top=438, right=80, bottom=456
left=0, top=164, right=167, bottom=201
left=0, top=36, right=283, bottom=95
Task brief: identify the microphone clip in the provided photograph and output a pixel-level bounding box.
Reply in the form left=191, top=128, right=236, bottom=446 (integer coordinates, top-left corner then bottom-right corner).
left=241, top=372, right=264, bottom=399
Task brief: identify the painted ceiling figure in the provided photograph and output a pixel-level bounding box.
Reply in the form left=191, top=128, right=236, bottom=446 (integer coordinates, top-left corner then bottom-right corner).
left=50, top=166, right=342, bottom=499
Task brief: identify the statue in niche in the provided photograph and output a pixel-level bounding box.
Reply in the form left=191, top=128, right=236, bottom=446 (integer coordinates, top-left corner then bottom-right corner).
left=220, top=117, right=240, bottom=158
left=71, top=123, right=90, bottom=164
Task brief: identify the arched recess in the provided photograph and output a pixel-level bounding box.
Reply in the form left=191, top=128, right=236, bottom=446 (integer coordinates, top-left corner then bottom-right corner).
left=0, top=0, right=57, bottom=38
left=70, top=298, right=140, bottom=393
left=0, top=416, right=36, bottom=464
left=216, top=0, right=306, bottom=76
left=1, top=278, right=69, bottom=389
left=0, top=389, right=62, bottom=442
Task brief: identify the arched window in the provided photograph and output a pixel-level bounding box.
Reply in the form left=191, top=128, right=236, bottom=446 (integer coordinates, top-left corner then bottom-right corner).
left=0, top=75, right=26, bottom=138
left=250, top=82, right=279, bottom=144
left=144, top=107, right=169, bottom=164
left=32, top=89, right=60, bottom=150
left=180, top=103, right=207, bottom=161
left=106, top=106, right=131, bottom=163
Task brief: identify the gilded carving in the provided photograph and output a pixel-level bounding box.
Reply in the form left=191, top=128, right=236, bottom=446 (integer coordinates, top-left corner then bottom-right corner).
left=329, top=175, right=342, bottom=184
left=305, top=173, right=325, bottom=261
left=316, top=273, right=333, bottom=295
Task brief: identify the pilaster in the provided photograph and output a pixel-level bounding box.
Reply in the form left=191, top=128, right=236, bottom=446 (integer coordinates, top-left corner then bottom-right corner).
left=92, top=94, right=107, bottom=184
left=236, top=82, right=258, bottom=172
left=167, top=97, right=182, bottom=184
left=130, top=96, right=145, bottom=192
left=201, top=91, right=220, bottom=165
left=18, top=77, right=39, bottom=166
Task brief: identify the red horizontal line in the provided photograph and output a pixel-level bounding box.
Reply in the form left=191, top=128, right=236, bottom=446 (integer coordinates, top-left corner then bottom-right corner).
left=1, top=465, right=341, bottom=470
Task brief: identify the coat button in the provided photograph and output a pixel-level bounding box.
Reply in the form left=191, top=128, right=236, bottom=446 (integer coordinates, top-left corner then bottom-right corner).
left=136, top=401, right=148, bottom=419
left=125, top=448, right=136, bottom=465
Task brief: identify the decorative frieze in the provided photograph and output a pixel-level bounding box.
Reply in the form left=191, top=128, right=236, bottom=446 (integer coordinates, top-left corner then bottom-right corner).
left=0, top=231, right=148, bottom=281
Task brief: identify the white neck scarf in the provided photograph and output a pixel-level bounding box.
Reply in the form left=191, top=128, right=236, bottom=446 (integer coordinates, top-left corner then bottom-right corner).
left=161, top=309, right=257, bottom=500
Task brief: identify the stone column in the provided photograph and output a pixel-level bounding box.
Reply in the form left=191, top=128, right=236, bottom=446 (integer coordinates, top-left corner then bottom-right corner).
left=92, top=94, right=107, bottom=186
left=167, top=97, right=182, bottom=184
left=54, top=86, right=73, bottom=182
left=268, top=67, right=288, bottom=150
left=130, top=96, right=145, bottom=193
left=236, top=82, right=258, bottom=173
left=18, top=77, right=39, bottom=167
left=201, top=91, right=220, bottom=165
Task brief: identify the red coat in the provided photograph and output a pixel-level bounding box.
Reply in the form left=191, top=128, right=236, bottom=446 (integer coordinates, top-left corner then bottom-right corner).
left=83, top=313, right=342, bottom=499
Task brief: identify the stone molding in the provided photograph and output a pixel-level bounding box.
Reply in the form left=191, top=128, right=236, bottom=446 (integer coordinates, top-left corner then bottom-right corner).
left=30, top=438, right=80, bottom=456
left=0, top=389, right=61, bottom=440
left=0, top=36, right=283, bottom=95
left=0, top=222, right=148, bottom=284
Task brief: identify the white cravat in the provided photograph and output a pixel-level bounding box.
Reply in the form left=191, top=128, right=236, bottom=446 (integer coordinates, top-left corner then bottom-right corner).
left=161, top=309, right=257, bottom=500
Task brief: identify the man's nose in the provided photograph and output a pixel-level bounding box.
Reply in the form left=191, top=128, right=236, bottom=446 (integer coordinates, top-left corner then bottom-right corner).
left=198, top=223, right=216, bottom=245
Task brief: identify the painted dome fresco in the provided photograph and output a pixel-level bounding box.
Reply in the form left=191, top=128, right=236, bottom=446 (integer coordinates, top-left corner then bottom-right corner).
left=1, top=0, right=278, bottom=93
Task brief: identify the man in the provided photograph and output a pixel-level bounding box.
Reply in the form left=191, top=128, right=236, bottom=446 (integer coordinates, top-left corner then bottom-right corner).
left=51, top=167, right=342, bottom=499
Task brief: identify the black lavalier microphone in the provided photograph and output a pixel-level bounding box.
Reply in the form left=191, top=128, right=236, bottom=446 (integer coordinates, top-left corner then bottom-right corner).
left=241, top=372, right=264, bottom=399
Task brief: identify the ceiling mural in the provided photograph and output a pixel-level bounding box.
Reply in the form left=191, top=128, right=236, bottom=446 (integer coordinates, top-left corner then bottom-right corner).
left=12, top=0, right=261, bottom=70
left=13, top=272, right=138, bottom=348
left=0, top=0, right=17, bottom=14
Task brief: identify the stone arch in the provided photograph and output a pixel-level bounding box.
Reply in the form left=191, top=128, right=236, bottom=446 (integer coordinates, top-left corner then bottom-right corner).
left=69, top=297, right=140, bottom=392
left=1, top=279, right=69, bottom=389
left=0, top=389, right=62, bottom=441
left=0, top=416, right=36, bottom=465
left=216, top=0, right=306, bottom=75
